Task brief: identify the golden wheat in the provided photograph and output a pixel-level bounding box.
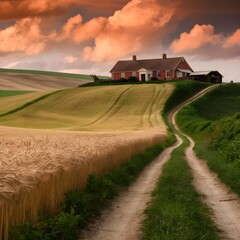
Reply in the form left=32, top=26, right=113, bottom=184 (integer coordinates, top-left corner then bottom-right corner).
left=0, top=130, right=166, bottom=240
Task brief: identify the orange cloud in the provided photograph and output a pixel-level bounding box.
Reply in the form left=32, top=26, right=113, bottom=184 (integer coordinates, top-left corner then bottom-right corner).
left=0, top=18, right=53, bottom=55
left=223, top=29, right=240, bottom=48
left=72, top=17, right=108, bottom=44
left=0, top=0, right=128, bottom=20
left=171, top=24, right=222, bottom=53
left=80, top=0, right=175, bottom=62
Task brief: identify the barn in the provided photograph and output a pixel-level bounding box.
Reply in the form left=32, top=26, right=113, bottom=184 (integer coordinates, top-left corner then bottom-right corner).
left=189, top=71, right=223, bottom=83
left=110, top=54, right=193, bottom=81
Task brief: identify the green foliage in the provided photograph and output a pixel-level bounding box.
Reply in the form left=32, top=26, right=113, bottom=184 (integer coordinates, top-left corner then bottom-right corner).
left=150, top=77, right=158, bottom=81
left=177, top=83, right=240, bottom=198
left=9, top=135, right=175, bottom=240
left=128, top=76, right=139, bottom=82
left=142, top=138, right=219, bottom=240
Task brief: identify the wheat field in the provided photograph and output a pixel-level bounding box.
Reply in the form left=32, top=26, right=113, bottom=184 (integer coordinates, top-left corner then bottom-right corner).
left=0, top=84, right=173, bottom=132
left=0, top=84, right=173, bottom=239
left=0, top=91, right=53, bottom=115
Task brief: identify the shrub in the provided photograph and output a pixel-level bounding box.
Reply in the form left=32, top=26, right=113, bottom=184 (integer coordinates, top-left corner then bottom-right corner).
left=150, top=77, right=158, bottom=81
left=128, top=76, right=139, bottom=82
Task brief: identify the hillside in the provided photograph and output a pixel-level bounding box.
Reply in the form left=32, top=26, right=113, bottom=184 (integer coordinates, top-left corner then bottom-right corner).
left=177, top=83, right=240, bottom=197
left=0, top=91, right=55, bottom=114
left=0, top=84, right=173, bottom=132
left=0, top=71, right=91, bottom=91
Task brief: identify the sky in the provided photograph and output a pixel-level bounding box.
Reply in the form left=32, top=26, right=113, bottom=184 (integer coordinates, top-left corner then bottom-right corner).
left=0, top=0, right=240, bottom=82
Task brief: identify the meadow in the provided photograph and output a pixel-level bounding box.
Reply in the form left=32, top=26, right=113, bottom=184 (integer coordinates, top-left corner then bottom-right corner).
left=0, top=68, right=108, bottom=80
left=176, top=83, right=240, bottom=196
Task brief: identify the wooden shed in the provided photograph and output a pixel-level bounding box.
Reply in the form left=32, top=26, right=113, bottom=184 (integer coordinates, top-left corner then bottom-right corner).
left=189, top=71, right=223, bottom=83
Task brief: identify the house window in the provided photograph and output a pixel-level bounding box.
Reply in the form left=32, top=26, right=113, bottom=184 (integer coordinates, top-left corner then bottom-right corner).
left=157, top=71, right=161, bottom=78
left=121, top=72, right=125, bottom=78
left=132, top=72, right=137, bottom=77
left=166, top=70, right=170, bottom=77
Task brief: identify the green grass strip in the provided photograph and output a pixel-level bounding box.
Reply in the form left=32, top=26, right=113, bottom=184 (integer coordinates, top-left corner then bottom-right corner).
left=0, top=90, right=61, bottom=117
left=142, top=137, right=220, bottom=240
left=0, top=68, right=108, bottom=80
left=0, top=90, right=34, bottom=97
left=9, top=136, right=176, bottom=240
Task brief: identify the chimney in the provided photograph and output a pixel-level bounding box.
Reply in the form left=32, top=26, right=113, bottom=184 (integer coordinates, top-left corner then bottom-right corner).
left=162, top=53, right=167, bottom=59
left=133, top=55, right=137, bottom=61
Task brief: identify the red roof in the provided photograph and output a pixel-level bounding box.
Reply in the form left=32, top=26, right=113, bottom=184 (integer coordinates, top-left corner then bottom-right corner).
left=110, top=57, right=184, bottom=73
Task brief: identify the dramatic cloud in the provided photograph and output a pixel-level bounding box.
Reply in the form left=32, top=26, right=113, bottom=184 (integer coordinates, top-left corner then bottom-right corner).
left=0, top=0, right=128, bottom=20
left=0, top=0, right=240, bottom=81
left=171, top=24, right=222, bottom=53
left=223, top=29, right=240, bottom=48
left=0, top=18, right=54, bottom=55
left=81, top=0, right=175, bottom=61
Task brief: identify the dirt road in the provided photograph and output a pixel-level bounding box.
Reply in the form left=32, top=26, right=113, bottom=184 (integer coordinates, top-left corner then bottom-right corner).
left=171, top=85, right=240, bottom=240
left=81, top=136, right=182, bottom=240
left=81, top=85, right=240, bottom=240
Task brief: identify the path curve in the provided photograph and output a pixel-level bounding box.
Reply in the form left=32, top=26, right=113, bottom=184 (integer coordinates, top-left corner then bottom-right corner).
left=170, top=85, right=240, bottom=240
left=81, top=136, right=182, bottom=240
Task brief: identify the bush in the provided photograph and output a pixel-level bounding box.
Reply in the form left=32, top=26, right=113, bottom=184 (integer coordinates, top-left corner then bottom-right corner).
left=128, top=76, right=139, bottom=82
left=150, top=77, right=158, bottom=81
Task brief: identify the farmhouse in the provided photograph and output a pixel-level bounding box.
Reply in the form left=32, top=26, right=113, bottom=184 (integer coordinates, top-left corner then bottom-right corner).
left=189, top=71, right=223, bottom=83
left=110, top=54, right=193, bottom=81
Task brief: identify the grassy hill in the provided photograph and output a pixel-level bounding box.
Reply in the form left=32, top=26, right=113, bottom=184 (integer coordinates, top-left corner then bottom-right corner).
left=0, top=84, right=173, bottom=132
left=177, top=83, right=240, bottom=196
left=0, top=68, right=109, bottom=80
left=0, top=90, right=55, bottom=115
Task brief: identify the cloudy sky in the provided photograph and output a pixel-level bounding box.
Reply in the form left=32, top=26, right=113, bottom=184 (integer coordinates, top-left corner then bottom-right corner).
left=0, top=0, right=240, bottom=81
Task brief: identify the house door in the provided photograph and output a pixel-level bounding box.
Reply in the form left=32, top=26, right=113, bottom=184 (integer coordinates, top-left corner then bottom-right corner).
left=141, top=74, right=146, bottom=81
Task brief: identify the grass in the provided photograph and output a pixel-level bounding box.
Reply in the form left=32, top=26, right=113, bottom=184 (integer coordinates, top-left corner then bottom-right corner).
left=142, top=137, right=219, bottom=240
left=8, top=135, right=175, bottom=240
left=0, top=84, right=173, bottom=131
left=163, top=80, right=212, bottom=116
left=185, top=83, right=240, bottom=120
left=0, top=90, right=33, bottom=97
left=176, top=83, right=240, bottom=197
left=0, top=68, right=109, bottom=80
left=0, top=91, right=55, bottom=114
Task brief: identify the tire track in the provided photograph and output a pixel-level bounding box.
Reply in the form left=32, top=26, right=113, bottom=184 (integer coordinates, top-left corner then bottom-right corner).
left=81, top=136, right=182, bottom=240
left=170, top=85, right=240, bottom=240
left=76, top=85, right=135, bottom=128
left=141, top=84, right=159, bottom=129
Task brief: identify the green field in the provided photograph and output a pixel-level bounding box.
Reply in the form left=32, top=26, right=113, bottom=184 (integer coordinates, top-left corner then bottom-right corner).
left=0, top=84, right=173, bottom=131
left=0, top=91, right=54, bottom=115
left=0, top=68, right=109, bottom=80
left=0, top=90, right=34, bottom=97
left=177, top=83, right=240, bottom=196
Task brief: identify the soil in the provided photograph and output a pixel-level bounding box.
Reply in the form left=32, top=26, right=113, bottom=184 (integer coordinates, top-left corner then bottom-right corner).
left=81, top=136, right=182, bottom=240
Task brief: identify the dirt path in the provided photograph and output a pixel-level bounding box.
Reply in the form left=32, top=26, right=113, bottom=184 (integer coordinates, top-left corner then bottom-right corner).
left=81, top=136, right=182, bottom=240
left=81, top=85, right=240, bottom=240
left=171, top=85, right=240, bottom=240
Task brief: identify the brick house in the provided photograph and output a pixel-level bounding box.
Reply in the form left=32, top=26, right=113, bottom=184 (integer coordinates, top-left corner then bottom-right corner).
left=110, top=54, right=193, bottom=81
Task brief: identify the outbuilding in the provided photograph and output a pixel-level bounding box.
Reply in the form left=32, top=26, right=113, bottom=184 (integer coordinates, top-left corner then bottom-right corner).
left=189, top=71, right=223, bottom=83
